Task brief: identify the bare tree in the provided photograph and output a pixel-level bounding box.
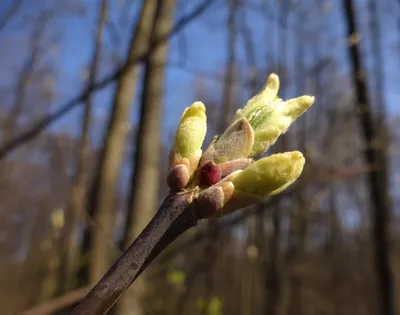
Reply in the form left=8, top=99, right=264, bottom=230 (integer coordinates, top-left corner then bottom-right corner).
left=342, top=1, right=395, bottom=315
left=218, top=0, right=239, bottom=132
left=83, top=0, right=158, bottom=284
left=117, top=0, right=177, bottom=314
left=1, top=11, right=48, bottom=143
left=59, top=0, right=108, bottom=294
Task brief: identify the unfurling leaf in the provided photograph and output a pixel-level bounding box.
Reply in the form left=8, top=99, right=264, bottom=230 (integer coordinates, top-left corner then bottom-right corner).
left=229, top=73, right=314, bottom=156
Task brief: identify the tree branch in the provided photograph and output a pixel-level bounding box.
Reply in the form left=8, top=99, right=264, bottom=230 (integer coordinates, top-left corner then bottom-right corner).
left=0, top=0, right=217, bottom=160
left=70, top=191, right=198, bottom=315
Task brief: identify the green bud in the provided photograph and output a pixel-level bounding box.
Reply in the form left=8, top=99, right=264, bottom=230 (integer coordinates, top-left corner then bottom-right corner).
left=232, top=151, right=305, bottom=196
left=230, top=73, right=314, bottom=156
left=196, top=152, right=305, bottom=218
left=169, top=102, right=207, bottom=174
left=249, top=96, right=314, bottom=156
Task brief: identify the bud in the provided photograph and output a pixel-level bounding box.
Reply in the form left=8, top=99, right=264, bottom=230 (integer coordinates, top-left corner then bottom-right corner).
left=230, top=73, right=314, bottom=156
left=166, top=163, right=190, bottom=191
left=168, top=102, right=207, bottom=190
left=233, top=73, right=280, bottom=124
left=196, top=152, right=305, bottom=218
left=250, top=96, right=314, bottom=156
left=198, top=161, right=221, bottom=187
left=200, top=118, right=254, bottom=165
left=232, top=151, right=305, bottom=196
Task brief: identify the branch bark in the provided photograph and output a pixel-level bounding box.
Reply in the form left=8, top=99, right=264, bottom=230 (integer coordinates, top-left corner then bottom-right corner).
left=83, top=0, right=158, bottom=285
left=342, top=1, right=395, bottom=315
left=71, top=191, right=198, bottom=315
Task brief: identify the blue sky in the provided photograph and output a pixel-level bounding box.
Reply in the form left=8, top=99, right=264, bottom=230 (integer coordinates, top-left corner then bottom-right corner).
left=1, top=0, right=398, bottom=143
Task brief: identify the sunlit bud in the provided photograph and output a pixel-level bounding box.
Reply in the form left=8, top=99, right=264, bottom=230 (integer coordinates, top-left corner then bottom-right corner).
left=232, top=73, right=280, bottom=124
left=249, top=96, right=314, bottom=156
left=230, top=73, right=314, bottom=156
left=196, top=152, right=305, bottom=218
left=200, top=118, right=254, bottom=165
left=168, top=102, right=207, bottom=189
left=232, top=151, right=305, bottom=196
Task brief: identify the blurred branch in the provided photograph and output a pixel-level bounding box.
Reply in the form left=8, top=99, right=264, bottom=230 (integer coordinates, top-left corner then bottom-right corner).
left=239, top=2, right=257, bottom=94
left=0, top=0, right=24, bottom=33
left=0, top=0, right=217, bottom=160
left=2, top=10, right=51, bottom=143
left=20, top=286, right=91, bottom=315
left=59, top=0, right=108, bottom=294
left=218, top=0, right=238, bottom=132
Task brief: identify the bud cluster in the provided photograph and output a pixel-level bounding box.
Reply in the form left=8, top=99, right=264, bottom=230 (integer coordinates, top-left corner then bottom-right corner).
left=167, top=74, right=315, bottom=218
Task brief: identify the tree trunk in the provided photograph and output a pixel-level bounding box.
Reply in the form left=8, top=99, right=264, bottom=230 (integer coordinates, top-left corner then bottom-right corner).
left=81, top=0, right=159, bottom=285
left=117, top=0, right=177, bottom=314
left=58, top=0, right=108, bottom=294
left=264, top=206, right=281, bottom=315
left=218, top=0, right=238, bottom=133
left=342, top=1, right=395, bottom=315
left=328, top=184, right=344, bottom=315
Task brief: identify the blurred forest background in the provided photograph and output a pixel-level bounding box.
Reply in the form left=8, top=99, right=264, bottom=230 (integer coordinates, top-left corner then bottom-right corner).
left=0, top=0, right=399, bottom=314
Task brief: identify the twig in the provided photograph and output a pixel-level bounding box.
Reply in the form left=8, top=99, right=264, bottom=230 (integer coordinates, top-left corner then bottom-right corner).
left=70, top=191, right=198, bottom=315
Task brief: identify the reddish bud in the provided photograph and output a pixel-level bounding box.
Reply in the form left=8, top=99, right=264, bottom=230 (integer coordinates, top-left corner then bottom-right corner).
left=198, top=161, right=221, bottom=186
left=167, top=164, right=190, bottom=191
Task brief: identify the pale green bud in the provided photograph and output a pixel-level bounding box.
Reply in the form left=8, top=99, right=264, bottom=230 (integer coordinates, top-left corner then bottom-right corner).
left=232, top=151, right=305, bottom=196
left=231, top=73, right=314, bottom=156
left=168, top=102, right=207, bottom=190
left=233, top=73, right=280, bottom=123
left=169, top=102, right=207, bottom=172
left=196, top=152, right=305, bottom=218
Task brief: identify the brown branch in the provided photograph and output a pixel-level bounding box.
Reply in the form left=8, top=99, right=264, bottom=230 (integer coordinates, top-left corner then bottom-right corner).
left=0, top=0, right=216, bottom=160
left=70, top=191, right=198, bottom=315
